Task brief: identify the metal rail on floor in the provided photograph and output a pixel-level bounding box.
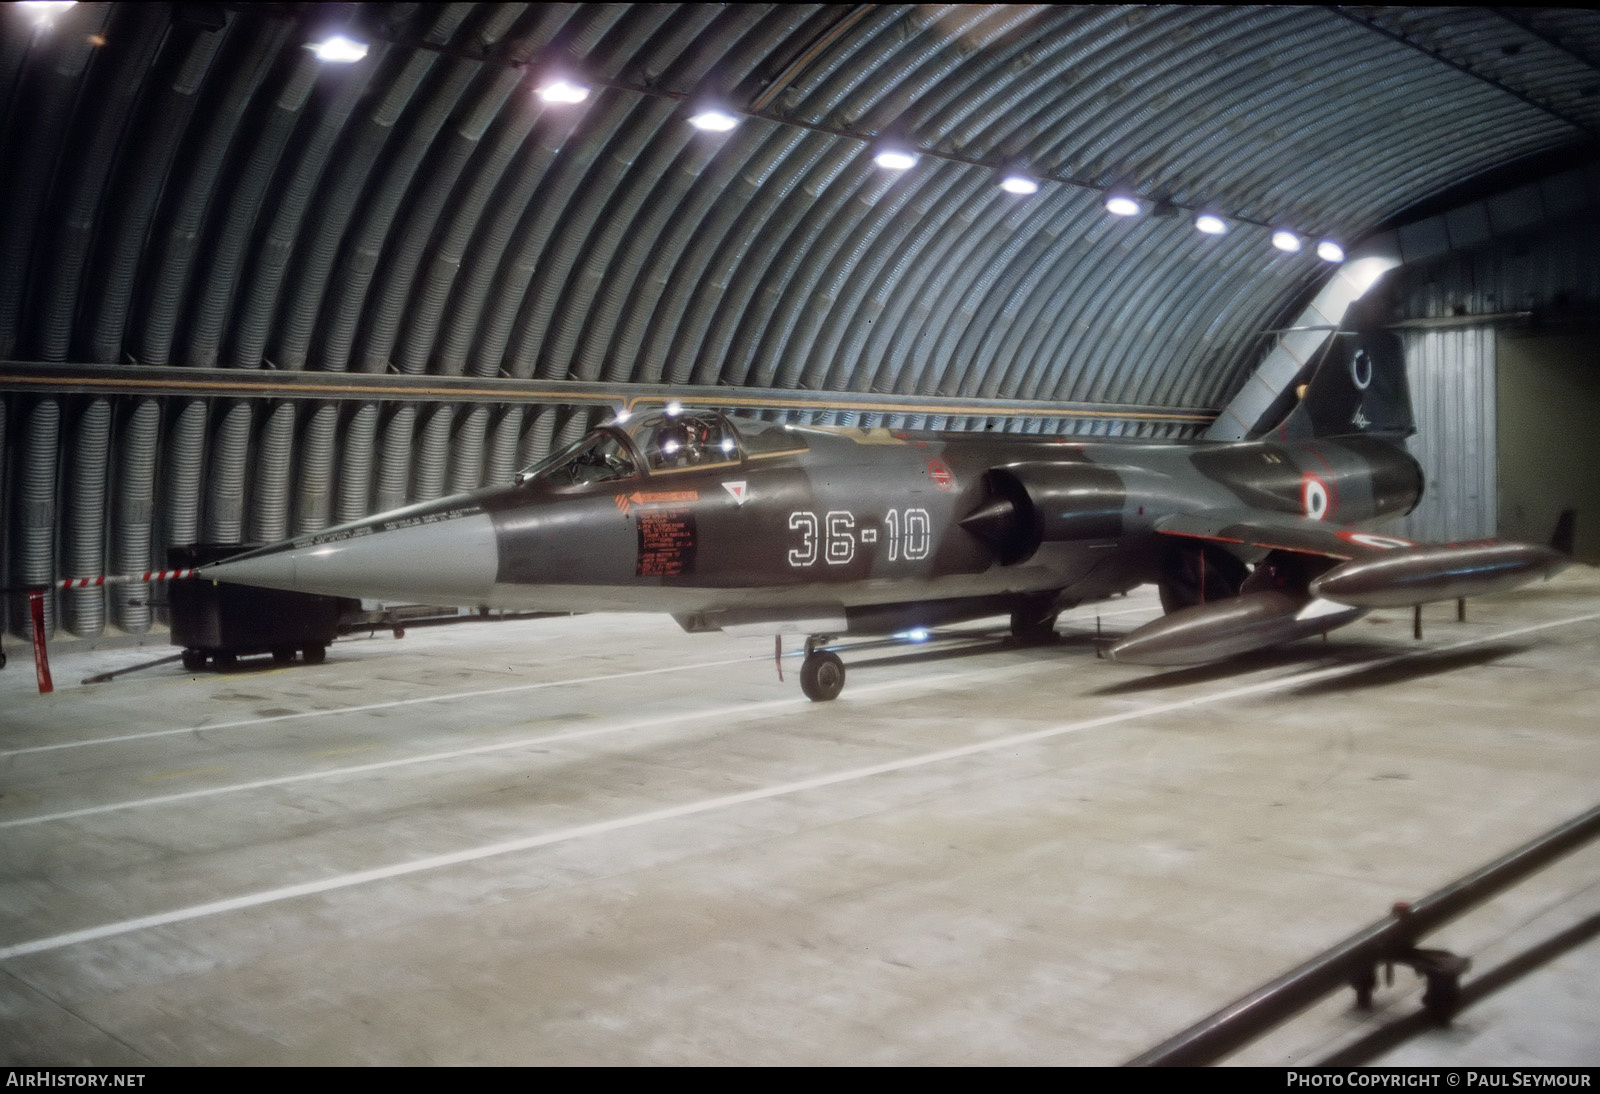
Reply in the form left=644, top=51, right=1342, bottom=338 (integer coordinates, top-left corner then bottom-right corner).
left=1126, top=801, right=1600, bottom=1066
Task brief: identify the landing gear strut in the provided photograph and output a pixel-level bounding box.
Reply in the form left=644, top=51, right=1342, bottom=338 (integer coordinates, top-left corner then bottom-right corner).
left=799, top=636, right=845, bottom=702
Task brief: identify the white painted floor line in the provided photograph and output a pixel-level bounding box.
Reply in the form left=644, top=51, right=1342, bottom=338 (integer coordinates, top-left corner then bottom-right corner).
left=3, top=610, right=1592, bottom=963
left=0, top=653, right=763, bottom=757
left=0, top=657, right=1046, bottom=829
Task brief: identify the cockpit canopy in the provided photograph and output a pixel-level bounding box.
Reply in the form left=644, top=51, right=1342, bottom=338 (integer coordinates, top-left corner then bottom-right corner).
left=517, top=409, right=807, bottom=488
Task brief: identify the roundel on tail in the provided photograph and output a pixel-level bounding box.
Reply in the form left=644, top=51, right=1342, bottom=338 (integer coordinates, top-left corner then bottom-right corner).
left=1301, top=473, right=1332, bottom=520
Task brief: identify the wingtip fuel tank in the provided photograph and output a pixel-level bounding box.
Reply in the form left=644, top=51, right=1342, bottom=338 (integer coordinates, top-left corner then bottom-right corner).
left=1106, top=591, right=1364, bottom=666
left=1309, top=542, right=1570, bottom=610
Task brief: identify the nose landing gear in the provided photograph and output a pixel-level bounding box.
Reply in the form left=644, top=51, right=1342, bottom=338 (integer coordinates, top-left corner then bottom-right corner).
left=799, top=636, right=845, bottom=702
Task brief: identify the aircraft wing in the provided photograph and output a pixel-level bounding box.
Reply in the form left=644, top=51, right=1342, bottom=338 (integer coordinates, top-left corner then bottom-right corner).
left=1154, top=509, right=1412, bottom=560
left=1156, top=509, right=1568, bottom=608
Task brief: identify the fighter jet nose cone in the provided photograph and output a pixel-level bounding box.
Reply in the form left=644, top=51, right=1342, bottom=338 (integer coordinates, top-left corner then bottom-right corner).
left=200, top=510, right=500, bottom=605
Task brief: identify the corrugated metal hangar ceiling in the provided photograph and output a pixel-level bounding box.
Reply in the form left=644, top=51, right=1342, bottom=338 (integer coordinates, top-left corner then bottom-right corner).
left=3, top=3, right=1599, bottom=638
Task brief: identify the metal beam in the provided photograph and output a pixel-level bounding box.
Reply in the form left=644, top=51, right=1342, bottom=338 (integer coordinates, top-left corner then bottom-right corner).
left=0, top=361, right=1218, bottom=425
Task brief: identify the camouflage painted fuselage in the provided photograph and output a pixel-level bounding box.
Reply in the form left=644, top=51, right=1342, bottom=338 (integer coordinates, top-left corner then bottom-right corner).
left=202, top=417, right=1423, bottom=636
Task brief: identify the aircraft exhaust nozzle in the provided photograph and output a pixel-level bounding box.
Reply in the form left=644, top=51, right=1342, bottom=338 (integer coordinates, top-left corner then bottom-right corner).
left=1309, top=542, right=1570, bottom=610
left=1107, top=591, right=1363, bottom=666
left=197, top=511, right=501, bottom=606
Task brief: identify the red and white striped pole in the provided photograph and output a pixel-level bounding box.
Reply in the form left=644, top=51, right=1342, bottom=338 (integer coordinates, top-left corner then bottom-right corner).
left=55, top=568, right=197, bottom=589
left=20, top=571, right=199, bottom=696
left=29, top=589, right=53, bottom=695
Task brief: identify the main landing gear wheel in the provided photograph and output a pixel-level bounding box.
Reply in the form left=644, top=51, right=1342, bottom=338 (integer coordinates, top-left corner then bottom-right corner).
left=181, top=649, right=205, bottom=672
left=302, top=644, right=327, bottom=665
left=800, top=650, right=845, bottom=702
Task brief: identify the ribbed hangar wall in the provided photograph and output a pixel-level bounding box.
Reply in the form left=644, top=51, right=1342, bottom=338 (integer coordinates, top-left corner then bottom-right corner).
left=1388, top=210, right=1600, bottom=544
left=3, top=4, right=1598, bottom=639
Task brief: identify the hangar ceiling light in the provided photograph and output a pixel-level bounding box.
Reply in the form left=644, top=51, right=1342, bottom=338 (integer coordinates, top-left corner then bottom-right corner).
left=1272, top=229, right=1303, bottom=253
left=1316, top=239, right=1346, bottom=262
left=307, top=34, right=369, bottom=63
left=1105, top=193, right=1142, bottom=217
left=538, top=78, right=590, bottom=105
left=872, top=147, right=919, bottom=171
left=1194, top=214, right=1228, bottom=235
left=998, top=170, right=1039, bottom=195
left=688, top=107, right=739, bottom=133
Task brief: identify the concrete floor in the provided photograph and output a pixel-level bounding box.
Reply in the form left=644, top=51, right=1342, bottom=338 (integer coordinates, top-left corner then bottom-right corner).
left=1, top=570, right=1597, bottom=1066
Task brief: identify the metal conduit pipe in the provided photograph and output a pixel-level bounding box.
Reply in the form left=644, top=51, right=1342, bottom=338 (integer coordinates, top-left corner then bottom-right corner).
left=205, top=401, right=252, bottom=542
left=646, top=128, right=823, bottom=386
left=249, top=402, right=294, bottom=544
left=321, top=60, right=477, bottom=373
left=520, top=405, right=560, bottom=470
left=483, top=406, right=525, bottom=487
left=559, top=7, right=779, bottom=384
left=786, top=170, right=927, bottom=392
left=335, top=403, right=379, bottom=524
left=448, top=405, right=489, bottom=495
left=963, top=203, right=1098, bottom=400
left=900, top=196, right=1057, bottom=397
left=412, top=405, right=454, bottom=503
left=232, top=56, right=378, bottom=368
left=14, top=398, right=60, bottom=639
left=593, top=10, right=810, bottom=385
left=374, top=405, right=417, bottom=512
left=186, top=58, right=318, bottom=367
left=274, top=13, right=457, bottom=371
left=0, top=16, right=91, bottom=356
left=841, top=7, right=1004, bottom=135
left=163, top=400, right=207, bottom=547
left=111, top=399, right=160, bottom=633
left=553, top=110, right=698, bottom=383
left=375, top=66, right=527, bottom=375
left=64, top=398, right=112, bottom=637
left=38, top=6, right=165, bottom=363
left=138, top=17, right=287, bottom=366
left=448, top=113, right=584, bottom=377
left=868, top=184, right=1012, bottom=396
left=924, top=195, right=1068, bottom=397
left=756, top=164, right=911, bottom=390
left=470, top=94, right=632, bottom=380
left=399, top=97, right=539, bottom=377
left=89, top=20, right=227, bottom=363
left=589, top=135, right=724, bottom=384
left=273, top=70, right=423, bottom=368
left=823, top=172, right=975, bottom=392
left=294, top=403, right=337, bottom=535
left=0, top=395, right=6, bottom=635
left=508, top=98, right=679, bottom=380
left=721, top=149, right=865, bottom=387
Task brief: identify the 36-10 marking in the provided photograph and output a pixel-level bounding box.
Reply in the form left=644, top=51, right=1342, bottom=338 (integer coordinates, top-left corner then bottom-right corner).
left=788, top=509, right=931, bottom=567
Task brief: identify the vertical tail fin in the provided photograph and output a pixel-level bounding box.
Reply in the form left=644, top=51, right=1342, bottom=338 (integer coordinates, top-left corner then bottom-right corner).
left=1267, top=327, right=1414, bottom=441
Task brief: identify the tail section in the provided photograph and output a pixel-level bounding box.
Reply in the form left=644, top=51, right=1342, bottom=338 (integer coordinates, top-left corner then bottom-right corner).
left=1261, top=327, right=1414, bottom=442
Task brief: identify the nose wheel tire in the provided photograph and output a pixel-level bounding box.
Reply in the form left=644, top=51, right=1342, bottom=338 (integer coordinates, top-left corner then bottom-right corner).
left=800, top=650, right=846, bottom=702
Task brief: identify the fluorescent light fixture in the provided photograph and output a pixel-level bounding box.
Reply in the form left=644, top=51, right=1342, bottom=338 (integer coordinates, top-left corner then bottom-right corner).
left=1272, top=229, right=1302, bottom=253
left=1316, top=239, right=1345, bottom=263
left=538, top=78, right=590, bottom=105
left=719, top=437, right=736, bottom=453
left=1105, top=194, right=1142, bottom=217
left=17, top=1, right=76, bottom=16
left=1194, top=214, right=1228, bottom=235
left=612, top=408, right=631, bottom=424
left=873, top=148, right=918, bottom=171
left=665, top=401, right=683, bottom=416
left=688, top=108, right=739, bottom=132
left=307, top=34, right=369, bottom=63
left=999, top=173, right=1039, bottom=195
